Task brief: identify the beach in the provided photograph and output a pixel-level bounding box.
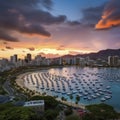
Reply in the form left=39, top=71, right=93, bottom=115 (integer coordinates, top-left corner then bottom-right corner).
left=15, top=71, right=86, bottom=109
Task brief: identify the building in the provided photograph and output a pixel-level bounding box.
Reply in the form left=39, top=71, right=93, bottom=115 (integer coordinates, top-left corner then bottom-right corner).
left=26, top=53, right=32, bottom=62
left=108, top=56, right=119, bottom=66
left=0, top=58, right=13, bottom=72
left=23, top=100, right=44, bottom=112
left=114, top=56, right=119, bottom=66
left=34, top=55, right=43, bottom=65
left=10, top=54, right=17, bottom=63
left=62, top=56, right=75, bottom=65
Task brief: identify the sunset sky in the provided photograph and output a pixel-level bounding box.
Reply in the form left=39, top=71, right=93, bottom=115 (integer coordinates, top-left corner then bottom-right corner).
left=0, top=0, right=120, bottom=59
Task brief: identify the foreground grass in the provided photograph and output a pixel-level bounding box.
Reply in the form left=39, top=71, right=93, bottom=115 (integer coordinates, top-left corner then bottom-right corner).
left=0, top=95, right=62, bottom=120
left=0, top=103, right=37, bottom=120
left=83, top=103, right=119, bottom=120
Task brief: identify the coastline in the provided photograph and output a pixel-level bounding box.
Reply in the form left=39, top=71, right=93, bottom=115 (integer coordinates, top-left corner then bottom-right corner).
left=15, top=66, right=120, bottom=111
left=15, top=71, right=86, bottom=109
left=16, top=72, right=31, bottom=90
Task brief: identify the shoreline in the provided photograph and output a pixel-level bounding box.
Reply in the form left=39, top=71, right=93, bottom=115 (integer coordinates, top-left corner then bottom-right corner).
left=16, top=71, right=86, bottom=109
left=16, top=72, right=30, bottom=89
left=15, top=67, right=120, bottom=112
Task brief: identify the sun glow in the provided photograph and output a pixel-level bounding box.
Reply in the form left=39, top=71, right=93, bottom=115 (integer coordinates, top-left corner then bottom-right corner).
left=0, top=47, right=95, bottom=59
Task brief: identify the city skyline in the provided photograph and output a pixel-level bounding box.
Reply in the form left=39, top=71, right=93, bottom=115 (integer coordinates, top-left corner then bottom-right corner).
left=0, top=0, right=120, bottom=59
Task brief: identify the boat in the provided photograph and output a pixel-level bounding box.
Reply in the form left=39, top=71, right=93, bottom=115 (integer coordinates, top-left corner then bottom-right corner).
left=91, top=95, right=97, bottom=99
left=106, top=86, right=111, bottom=89
left=72, top=91, right=78, bottom=94
left=105, top=95, right=112, bottom=99
left=67, top=93, right=71, bottom=95
left=101, top=97, right=106, bottom=102
left=87, top=97, right=92, bottom=100
left=83, top=96, right=87, bottom=99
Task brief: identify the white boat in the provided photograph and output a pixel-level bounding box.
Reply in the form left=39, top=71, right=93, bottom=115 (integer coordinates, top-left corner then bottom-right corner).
left=105, top=95, right=112, bottom=99
left=87, top=97, right=92, bottom=100
left=72, top=91, right=78, bottom=94
left=67, top=93, right=71, bottom=95
left=83, top=96, right=87, bottom=99
left=101, top=97, right=106, bottom=102
left=106, top=86, right=111, bottom=89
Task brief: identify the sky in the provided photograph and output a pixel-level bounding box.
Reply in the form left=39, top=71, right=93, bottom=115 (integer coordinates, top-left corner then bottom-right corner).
left=0, top=0, right=120, bottom=59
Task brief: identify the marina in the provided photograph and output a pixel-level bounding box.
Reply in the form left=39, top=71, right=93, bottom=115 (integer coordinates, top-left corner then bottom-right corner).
left=22, top=67, right=120, bottom=111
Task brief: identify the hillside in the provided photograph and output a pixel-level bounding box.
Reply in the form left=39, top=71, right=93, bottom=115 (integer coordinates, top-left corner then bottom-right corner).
left=62, top=49, right=120, bottom=60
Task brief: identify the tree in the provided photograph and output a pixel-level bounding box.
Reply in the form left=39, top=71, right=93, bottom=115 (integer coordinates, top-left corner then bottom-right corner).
left=69, top=94, right=73, bottom=106
left=76, top=95, right=80, bottom=104
left=0, top=104, right=37, bottom=120
left=30, top=95, right=59, bottom=109
left=45, top=109, right=59, bottom=120
left=85, top=103, right=118, bottom=120
left=61, top=96, right=65, bottom=101
left=65, top=114, right=80, bottom=120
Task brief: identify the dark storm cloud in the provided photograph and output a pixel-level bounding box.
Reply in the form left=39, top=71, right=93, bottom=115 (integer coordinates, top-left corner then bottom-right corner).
left=24, top=10, right=67, bottom=25
left=0, top=0, right=67, bottom=42
left=0, top=30, right=18, bottom=42
left=67, top=21, right=81, bottom=26
left=81, top=4, right=105, bottom=27
left=96, top=0, right=120, bottom=29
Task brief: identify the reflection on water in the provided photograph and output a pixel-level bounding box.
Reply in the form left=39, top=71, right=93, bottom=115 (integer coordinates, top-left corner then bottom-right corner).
left=23, top=66, right=120, bottom=111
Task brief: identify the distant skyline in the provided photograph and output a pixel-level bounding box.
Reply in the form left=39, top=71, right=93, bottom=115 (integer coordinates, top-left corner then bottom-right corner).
left=0, top=0, right=120, bottom=58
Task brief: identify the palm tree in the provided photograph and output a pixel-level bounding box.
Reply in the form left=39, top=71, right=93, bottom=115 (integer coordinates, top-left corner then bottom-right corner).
left=75, top=95, right=80, bottom=104
left=61, top=96, right=65, bottom=102
left=69, top=94, right=73, bottom=106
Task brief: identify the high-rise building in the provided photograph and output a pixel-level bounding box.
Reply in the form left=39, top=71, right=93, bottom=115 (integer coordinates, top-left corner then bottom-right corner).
left=35, top=55, right=42, bottom=65
left=108, top=56, right=119, bottom=66
left=114, top=56, right=119, bottom=66
left=10, top=54, right=17, bottom=63
left=26, top=53, right=32, bottom=62
left=108, top=56, right=113, bottom=66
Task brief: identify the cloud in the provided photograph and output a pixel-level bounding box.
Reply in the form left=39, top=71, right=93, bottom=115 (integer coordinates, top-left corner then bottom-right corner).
left=3, top=42, right=8, bottom=45
left=1, top=49, right=5, bottom=51
left=0, top=30, right=18, bottom=42
left=28, top=47, right=35, bottom=51
left=96, top=0, right=120, bottom=29
left=57, top=45, right=65, bottom=50
left=0, top=0, right=67, bottom=42
left=69, top=51, right=83, bottom=55
left=6, top=46, right=14, bottom=50
left=81, top=4, right=105, bottom=26
left=22, top=50, right=26, bottom=53
left=67, top=21, right=81, bottom=26
left=38, top=52, right=60, bottom=58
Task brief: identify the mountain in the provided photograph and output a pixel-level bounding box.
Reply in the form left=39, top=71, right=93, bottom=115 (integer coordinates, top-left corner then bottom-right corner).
left=62, top=49, right=120, bottom=60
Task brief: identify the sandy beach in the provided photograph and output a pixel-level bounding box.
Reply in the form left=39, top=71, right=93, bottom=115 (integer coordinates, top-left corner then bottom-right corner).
left=16, top=72, right=31, bottom=89
left=16, top=72, right=86, bottom=109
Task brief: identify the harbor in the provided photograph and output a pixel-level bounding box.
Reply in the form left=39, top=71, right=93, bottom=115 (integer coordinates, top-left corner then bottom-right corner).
left=18, top=67, right=120, bottom=111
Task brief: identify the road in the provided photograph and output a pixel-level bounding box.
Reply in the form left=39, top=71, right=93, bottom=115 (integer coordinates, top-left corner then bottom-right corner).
left=3, top=79, right=27, bottom=100
left=3, top=80, right=15, bottom=96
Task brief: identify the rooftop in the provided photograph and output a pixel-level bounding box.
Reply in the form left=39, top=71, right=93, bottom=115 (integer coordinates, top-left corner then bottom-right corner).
left=24, top=100, right=44, bottom=107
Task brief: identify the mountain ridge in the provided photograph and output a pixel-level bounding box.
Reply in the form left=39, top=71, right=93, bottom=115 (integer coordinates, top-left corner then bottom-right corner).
left=61, top=49, right=120, bottom=60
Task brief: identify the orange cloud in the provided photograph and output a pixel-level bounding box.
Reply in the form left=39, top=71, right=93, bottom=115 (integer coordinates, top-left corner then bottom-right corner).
left=95, top=0, right=120, bottom=29
left=96, top=16, right=120, bottom=29
left=38, top=52, right=60, bottom=58
left=28, top=47, right=35, bottom=51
